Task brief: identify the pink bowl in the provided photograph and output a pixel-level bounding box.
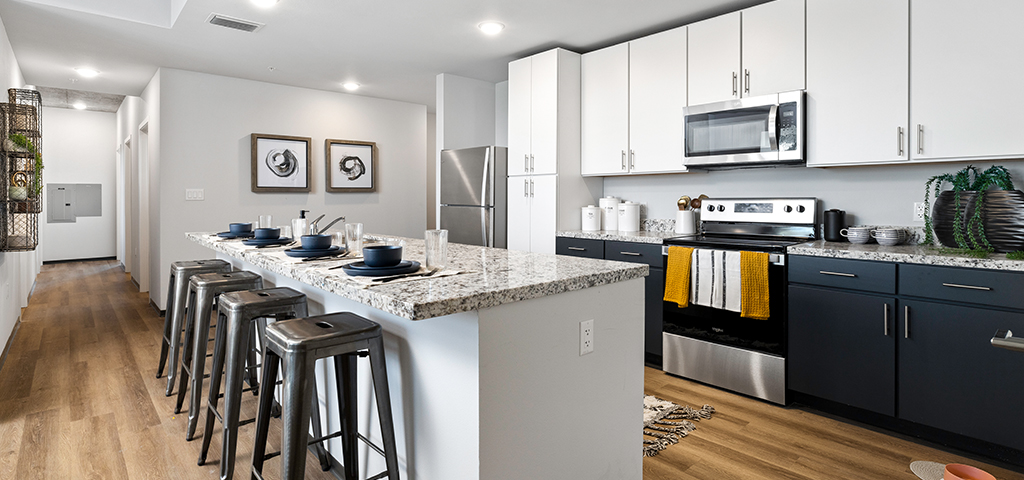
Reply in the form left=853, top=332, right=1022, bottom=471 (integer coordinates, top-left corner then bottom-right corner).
left=944, top=464, right=996, bottom=480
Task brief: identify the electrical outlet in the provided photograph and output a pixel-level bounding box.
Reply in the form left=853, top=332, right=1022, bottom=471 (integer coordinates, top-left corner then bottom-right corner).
left=185, top=188, right=204, bottom=201
left=914, top=202, right=926, bottom=221
left=580, top=319, right=594, bottom=356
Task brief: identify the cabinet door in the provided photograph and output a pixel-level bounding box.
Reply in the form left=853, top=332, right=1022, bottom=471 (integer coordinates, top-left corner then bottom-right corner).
left=688, top=12, right=741, bottom=105
left=529, top=175, right=557, bottom=254
left=806, top=0, right=909, bottom=166
left=788, top=285, right=896, bottom=416
left=911, top=1, right=1024, bottom=161
left=741, top=0, right=805, bottom=97
left=506, top=177, right=531, bottom=252
left=898, top=300, right=1024, bottom=451
left=508, top=56, right=532, bottom=176
left=629, top=26, right=688, bottom=174
left=530, top=50, right=559, bottom=175
left=645, top=268, right=665, bottom=359
left=581, top=44, right=630, bottom=176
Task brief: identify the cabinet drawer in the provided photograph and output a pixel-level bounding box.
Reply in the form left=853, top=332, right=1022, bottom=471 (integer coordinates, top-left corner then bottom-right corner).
left=899, top=264, right=1024, bottom=310
left=604, top=241, right=664, bottom=268
left=555, top=237, right=604, bottom=259
left=789, top=256, right=896, bottom=294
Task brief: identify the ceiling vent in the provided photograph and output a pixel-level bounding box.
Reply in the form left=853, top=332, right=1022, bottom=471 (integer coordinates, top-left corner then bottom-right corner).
left=206, top=13, right=264, bottom=33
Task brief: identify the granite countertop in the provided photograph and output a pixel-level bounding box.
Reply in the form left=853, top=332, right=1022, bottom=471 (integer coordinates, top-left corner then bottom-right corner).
left=789, top=240, right=1024, bottom=272
left=188, top=232, right=648, bottom=320
left=556, top=230, right=683, bottom=245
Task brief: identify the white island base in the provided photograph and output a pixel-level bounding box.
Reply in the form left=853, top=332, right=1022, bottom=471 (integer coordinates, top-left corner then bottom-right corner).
left=218, top=254, right=645, bottom=480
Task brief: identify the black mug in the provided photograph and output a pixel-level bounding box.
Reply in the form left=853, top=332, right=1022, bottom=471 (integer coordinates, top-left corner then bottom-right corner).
left=824, top=209, right=846, bottom=242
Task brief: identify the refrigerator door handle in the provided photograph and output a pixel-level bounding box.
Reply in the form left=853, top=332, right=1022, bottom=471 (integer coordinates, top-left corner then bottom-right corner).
left=482, top=207, right=492, bottom=247
left=481, top=147, right=492, bottom=206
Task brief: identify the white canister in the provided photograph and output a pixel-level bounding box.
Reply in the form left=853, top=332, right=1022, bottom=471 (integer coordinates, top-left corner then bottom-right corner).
left=581, top=205, right=602, bottom=231
left=675, top=210, right=696, bottom=235
left=599, top=196, right=620, bottom=231
left=618, top=201, right=640, bottom=232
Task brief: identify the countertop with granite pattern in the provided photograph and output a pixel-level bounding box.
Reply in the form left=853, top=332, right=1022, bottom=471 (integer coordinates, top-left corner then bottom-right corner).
left=556, top=230, right=685, bottom=245
left=789, top=240, right=1024, bottom=272
left=188, top=232, right=648, bottom=320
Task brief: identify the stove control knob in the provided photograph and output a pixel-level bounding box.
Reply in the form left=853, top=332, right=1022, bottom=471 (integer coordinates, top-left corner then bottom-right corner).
left=707, top=205, right=715, bottom=212
left=796, top=205, right=806, bottom=213
left=717, top=205, right=725, bottom=212
left=784, top=205, right=793, bottom=213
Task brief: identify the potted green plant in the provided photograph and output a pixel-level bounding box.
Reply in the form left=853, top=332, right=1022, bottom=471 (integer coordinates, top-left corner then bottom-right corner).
left=7, top=133, right=42, bottom=212
left=923, top=165, right=1024, bottom=255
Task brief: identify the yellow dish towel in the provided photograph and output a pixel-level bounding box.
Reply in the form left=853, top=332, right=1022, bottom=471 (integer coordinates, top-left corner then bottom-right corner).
left=663, top=246, right=694, bottom=307
left=740, top=251, right=770, bottom=320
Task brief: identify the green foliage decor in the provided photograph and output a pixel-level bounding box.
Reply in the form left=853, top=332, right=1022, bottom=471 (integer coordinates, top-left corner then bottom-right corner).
left=922, top=165, right=1014, bottom=257
left=8, top=133, right=42, bottom=197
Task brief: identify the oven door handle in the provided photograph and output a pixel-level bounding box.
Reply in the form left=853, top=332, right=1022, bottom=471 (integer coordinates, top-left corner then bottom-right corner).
left=661, top=246, right=786, bottom=266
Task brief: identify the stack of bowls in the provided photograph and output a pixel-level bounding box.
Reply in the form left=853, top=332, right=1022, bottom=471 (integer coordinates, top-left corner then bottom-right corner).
left=871, top=227, right=908, bottom=246
left=840, top=226, right=873, bottom=244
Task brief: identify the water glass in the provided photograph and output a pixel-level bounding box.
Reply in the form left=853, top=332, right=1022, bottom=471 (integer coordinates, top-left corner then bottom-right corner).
left=345, top=223, right=364, bottom=255
left=331, top=231, right=345, bottom=247
left=425, top=229, right=448, bottom=271
left=259, top=215, right=273, bottom=229
left=278, top=226, right=292, bottom=239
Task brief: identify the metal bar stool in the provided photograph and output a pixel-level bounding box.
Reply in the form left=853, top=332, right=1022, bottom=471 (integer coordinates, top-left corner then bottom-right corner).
left=158, top=259, right=232, bottom=396
left=174, top=270, right=263, bottom=441
left=251, top=312, right=400, bottom=480
left=199, top=287, right=331, bottom=480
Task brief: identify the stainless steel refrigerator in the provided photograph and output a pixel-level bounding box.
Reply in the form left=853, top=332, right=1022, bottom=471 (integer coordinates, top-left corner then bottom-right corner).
left=439, top=146, right=507, bottom=248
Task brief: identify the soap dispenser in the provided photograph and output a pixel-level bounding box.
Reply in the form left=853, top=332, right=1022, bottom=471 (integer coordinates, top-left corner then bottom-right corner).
left=292, top=210, right=309, bottom=239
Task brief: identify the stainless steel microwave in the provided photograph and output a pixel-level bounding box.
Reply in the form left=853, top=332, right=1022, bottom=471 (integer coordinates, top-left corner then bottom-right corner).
left=682, top=91, right=804, bottom=169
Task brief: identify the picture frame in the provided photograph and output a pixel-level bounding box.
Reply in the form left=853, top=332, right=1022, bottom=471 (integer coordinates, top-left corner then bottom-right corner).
left=325, top=139, right=376, bottom=193
left=250, top=133, right=311, bottom=193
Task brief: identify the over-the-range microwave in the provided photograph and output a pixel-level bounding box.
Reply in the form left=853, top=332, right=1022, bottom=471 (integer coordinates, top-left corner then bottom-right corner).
left=682, top=90, right=804, bottom=169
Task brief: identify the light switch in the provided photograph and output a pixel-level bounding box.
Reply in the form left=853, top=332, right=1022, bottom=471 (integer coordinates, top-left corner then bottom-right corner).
left=185, top=188, right=204, bottom=201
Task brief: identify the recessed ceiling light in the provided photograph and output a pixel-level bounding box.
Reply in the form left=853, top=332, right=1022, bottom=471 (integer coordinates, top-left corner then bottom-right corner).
left=478, top=22, right=505, bottom=35
left=72, top=102, right=86, bottom=110
left=342, top=82, right=360, bottom=91
left=75, top=68, right=99, bottom=78
left=251, top=0, right=279, bottom=7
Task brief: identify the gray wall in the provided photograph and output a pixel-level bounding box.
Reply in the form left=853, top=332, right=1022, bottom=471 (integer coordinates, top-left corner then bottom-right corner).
left=603, top=161, right=1024, bottom=227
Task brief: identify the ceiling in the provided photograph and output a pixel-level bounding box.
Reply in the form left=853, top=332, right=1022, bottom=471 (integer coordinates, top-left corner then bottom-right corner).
left=0, top=0, right=770, bottom=112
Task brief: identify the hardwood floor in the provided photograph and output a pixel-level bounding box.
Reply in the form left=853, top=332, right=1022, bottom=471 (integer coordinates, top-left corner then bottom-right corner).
left=3, top=259, right=1023, bottom=479
left=0, top=260, right=335, bottom=479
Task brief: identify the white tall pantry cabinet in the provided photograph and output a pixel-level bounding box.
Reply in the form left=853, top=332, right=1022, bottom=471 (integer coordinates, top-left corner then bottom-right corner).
left=507, top=48, right=600, bottom=254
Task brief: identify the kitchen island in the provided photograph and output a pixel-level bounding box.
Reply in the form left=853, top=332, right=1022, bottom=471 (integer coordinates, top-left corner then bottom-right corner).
left=188, top=232, right=648, bottom=480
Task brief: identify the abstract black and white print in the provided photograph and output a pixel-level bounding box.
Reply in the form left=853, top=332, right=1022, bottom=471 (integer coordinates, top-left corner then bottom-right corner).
left=255, top=137, right=308, bottom=188
left=329, top=142, right=373, bottom=189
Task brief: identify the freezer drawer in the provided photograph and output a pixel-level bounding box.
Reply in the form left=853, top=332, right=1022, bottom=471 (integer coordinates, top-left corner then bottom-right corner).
left=440, top=205, right=505, bottom=248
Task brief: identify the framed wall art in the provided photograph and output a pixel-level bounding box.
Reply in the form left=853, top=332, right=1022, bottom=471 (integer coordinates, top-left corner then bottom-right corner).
left=251, top=133, right=311, bottom=193
left=326, top=139, right=376, bottom=193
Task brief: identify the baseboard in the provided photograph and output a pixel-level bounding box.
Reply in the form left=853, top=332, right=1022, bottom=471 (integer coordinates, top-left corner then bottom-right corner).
left=130, top=276, right=140, bottom=290
left=150, top=298, right=165, bottom=317
left=42, top=255, right=117, bottom=265
left=0, top=316, right=22, bottom=376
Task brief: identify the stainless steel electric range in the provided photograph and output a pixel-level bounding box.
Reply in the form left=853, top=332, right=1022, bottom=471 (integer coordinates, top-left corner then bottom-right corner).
left=662, top=197, right=817, bottom=405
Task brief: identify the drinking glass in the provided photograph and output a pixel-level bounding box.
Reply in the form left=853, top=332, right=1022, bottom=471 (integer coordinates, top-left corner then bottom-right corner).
left=425, top=229, right=448, bottom=271
left=331, top=231, right=345, bottom=247
left=345, top=223, right=364, bottom=255
left=259, top=215, right=273, bottom=229
left=278, top=226, right=292, bottom=239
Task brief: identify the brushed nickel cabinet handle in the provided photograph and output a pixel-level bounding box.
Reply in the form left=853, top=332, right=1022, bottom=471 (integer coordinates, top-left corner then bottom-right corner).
left=884, top=303, right=890, bottom=336
left=942, top=282, right=992, bottom=291
left=523, top=179, right=528, bottom=197
left=898, top=126, right=904, bottom=156
left=567, top=246, right=586, bottom=251
left=904, top=305, right=910, bottom=339
left=819, top=270, right=856, bottom=277
left=524, top=154, right=529, bottom=172
left=621, top=150, right=627, bottom=170
left=620, top=252, right=642, bottom=256
left=917, top=124, right=924, bottom=154
left=744, top=69, right=750, bottom=94
left=529, top=179, right=534, bottom=197
left=732, top=72, right=738, bottom=96
left=629, top=150, right=635, bottom=170
left=530, top=154, right=535, bottom=172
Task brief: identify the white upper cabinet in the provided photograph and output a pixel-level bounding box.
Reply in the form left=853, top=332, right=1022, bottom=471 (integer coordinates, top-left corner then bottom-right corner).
left=629, top=26, right=688, bottom=174
left=742, top=0, right=805, bottom=97
left=508, top=57, right=532, bottom=176
left=806, top=0, right=909, bottom=166
left=508, top=49, right=575, bottom=176
left=581, top=43, right=630, bottom=176
left=910, top=0, right=1024, bottom=161
left=688, top=12, right=741, bottom=105
left=530, top=50, right=559, bottom=175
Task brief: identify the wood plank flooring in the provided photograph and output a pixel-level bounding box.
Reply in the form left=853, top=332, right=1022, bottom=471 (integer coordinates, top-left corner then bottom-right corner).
left=3, top=259, right=1023, bottom=479
left=0, top=260, right=335, bottom=479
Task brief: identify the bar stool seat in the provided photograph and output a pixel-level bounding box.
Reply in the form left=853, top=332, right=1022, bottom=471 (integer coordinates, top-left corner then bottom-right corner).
left=174, top=270, right=263, bottom=441
left=251, top=312, right=400, bottom=480
left=199, top=287, right=330, bottom=480
left=158, top=259, right=232, bottom=396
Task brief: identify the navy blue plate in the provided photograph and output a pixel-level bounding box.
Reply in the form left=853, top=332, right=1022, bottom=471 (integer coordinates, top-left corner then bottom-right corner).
left=284, top=245, right=343, bottom=258
left=242, top=237, right=293, bottom=246
left=217, top=231, right=254, bottom=239
left=341, top=261, right=420, bottom=277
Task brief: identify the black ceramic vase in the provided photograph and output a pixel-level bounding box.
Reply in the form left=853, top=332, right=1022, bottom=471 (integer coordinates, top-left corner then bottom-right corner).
left=931, top=190, right=1024, bottom=252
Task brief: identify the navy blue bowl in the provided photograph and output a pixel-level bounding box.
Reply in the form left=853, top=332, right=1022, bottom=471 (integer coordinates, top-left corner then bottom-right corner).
left=300, top=234, right=333, bottom=250
left=362, top=245, right=403, bottom=267
left=254, top=227, right=280, bottom=239
left=229, top=222, right=253, bottom=234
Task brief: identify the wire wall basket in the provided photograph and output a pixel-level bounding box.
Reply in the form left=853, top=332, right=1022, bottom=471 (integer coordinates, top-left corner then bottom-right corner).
left=1, top=88, right=41, bottom=251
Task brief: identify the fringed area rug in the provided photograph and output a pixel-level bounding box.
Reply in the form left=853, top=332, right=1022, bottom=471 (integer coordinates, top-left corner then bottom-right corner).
left=643, top=395, right=715, bottom=457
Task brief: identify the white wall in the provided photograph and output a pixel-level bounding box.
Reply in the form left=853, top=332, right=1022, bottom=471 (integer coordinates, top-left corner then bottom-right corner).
left=604, top=161, right=1024, bottom=227
left=426, top=113, right=436, bottom=229
left=151, top=68, right=427, bottom=308
left=494, top=81, right=508, bottom=147
left=39, top=107, right=117, bottom=261
left=115, top=95, right=146, bottom=276
left=0, top=12, right=37, bottom=362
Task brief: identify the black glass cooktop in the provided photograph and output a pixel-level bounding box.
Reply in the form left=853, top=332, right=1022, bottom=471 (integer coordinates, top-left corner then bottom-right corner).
left=664, top=234, right=808, bottom=253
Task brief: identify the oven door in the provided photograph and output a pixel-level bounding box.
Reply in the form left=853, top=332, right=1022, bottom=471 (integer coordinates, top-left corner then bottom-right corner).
left=683, top=91, right=803, bottom=168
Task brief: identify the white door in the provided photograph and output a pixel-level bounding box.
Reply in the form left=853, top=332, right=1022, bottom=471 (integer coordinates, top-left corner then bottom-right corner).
left=581, top=43, right=630, bottom=176
left=741, top=0, right=805, bottom=97
left=508, top=56, right=532, bottom=176
left=911, top=0, right=1024, bottom=161
left=629, top=26, right=688, bottom=174
left=806, top=0, right=909, bottom=166
left=688, top=12, right=741, bottom=105
left=507, top=176, right=532, bottom=252
left=529, top=175, right=557, bottom=255
left=530, top=49, right=559, bottom=175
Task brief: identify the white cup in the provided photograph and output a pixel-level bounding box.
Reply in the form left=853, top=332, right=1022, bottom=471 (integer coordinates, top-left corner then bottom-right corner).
left=675, top=210, right=696, bottom=235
